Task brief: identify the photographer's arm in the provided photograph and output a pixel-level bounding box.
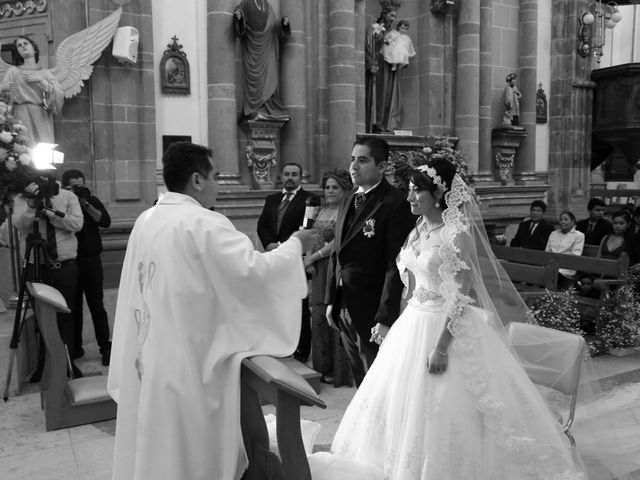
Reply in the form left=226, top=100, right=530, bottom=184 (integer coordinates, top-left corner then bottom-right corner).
left=87, top=196, right=111, bottom=228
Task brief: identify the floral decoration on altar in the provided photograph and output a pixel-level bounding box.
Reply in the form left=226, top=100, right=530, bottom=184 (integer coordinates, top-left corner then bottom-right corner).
left=0, top=100, right=35, bottom=204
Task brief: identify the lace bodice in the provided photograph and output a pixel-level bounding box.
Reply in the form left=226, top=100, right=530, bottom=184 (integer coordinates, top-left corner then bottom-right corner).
left=397, top=239, right=446, bottom=305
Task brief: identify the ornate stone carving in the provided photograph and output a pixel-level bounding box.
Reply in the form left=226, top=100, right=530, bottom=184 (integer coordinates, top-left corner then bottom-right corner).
left=241, top=119, right=286, bottom=189
left=0, top=0, right=46, bottom=18
left=246, top=146, right=277, bottom=187
left=495, top=152, right=515, bottom=185
left=491, top=127, right=527, bottom=185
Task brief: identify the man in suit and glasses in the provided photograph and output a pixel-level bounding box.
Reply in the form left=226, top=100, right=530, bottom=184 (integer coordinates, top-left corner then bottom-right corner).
left=326, top=136, right=414, bottom=386
left=510, top=200, right=554, bottom=250
left=257, top=162, right=319, bottom=362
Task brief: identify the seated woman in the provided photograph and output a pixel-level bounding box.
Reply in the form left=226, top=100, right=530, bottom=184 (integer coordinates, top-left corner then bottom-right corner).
left=304, top=169, right=353, bottom=386
left=597, top=210, right=638, bottom=266
left=545, top=210, right=585, bottom=289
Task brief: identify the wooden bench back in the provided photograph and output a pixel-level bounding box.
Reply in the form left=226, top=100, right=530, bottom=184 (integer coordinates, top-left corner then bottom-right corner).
left=492, top=245, right=629, bottom=278
left=500, top=260, right=558, bottom=291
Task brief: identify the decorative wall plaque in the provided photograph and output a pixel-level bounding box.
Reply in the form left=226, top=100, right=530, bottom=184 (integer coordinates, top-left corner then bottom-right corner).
left=160, top=36, right=190, bottom=95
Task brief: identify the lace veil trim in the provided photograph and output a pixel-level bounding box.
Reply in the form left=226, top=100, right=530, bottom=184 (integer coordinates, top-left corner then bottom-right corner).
left=437, top=174, right=583, bottom=478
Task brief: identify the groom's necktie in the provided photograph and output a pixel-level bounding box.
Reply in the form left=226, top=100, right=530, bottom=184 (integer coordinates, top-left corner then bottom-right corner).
left=354, top=192, right=367, bottom=213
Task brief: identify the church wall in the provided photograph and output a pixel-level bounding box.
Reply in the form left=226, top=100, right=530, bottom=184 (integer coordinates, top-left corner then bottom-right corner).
left=152, top=0, right=208, bottom=177
left=46, top=0, right=156, bottom=222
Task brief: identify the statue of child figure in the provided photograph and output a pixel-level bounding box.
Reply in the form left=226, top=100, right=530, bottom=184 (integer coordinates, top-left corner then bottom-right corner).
left=382, top=19, right=416, bottom=71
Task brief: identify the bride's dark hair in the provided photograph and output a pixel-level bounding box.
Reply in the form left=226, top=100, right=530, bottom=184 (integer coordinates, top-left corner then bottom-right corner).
left=409, top=158, right=457, bottom=211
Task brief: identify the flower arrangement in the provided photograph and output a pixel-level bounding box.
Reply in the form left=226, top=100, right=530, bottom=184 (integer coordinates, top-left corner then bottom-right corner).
left=531, top=288, right=584, bottom=336
left=411, top=138, right=475, bottom=189
left=0, top=100, right=34, bottom=204
left=530, top=288, right=597, bottom=355
left=596, top=283, right=640, bottom=350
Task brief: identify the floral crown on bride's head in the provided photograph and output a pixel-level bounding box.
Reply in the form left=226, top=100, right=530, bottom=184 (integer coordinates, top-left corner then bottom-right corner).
left=416, top=165, right=446, bottom=193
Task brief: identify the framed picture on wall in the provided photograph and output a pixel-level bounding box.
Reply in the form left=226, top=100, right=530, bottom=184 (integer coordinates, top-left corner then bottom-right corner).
left=160, top=36, right=190, bottom=95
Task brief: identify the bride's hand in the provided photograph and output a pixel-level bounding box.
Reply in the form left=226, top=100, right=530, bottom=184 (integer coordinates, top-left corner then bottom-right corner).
left=427, top=347, right=448, bottom=375
left=369, top=323, right=390, bottom=345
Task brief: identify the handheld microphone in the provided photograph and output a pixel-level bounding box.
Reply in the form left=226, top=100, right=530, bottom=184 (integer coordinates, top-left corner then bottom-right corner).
left=302, top=197, right=321, bottom=229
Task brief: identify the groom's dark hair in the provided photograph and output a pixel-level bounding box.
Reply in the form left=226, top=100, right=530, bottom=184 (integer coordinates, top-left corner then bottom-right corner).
left=354, top=136, right=389, bottom=165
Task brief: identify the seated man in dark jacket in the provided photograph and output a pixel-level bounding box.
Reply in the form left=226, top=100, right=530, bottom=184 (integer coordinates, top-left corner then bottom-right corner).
left=510, top=200, right=554, bottom=250
left=576, top=198, right=612, bottom=246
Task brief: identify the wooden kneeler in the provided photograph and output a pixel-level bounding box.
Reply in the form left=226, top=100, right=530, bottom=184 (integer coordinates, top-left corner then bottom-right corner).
left=27, top=282, right=116, bottom=431
left=241, top=355, right=327, bottom=480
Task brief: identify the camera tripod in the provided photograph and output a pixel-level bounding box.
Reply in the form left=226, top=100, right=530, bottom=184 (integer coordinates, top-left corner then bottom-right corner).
left=2, top=210, right=75, bottom=401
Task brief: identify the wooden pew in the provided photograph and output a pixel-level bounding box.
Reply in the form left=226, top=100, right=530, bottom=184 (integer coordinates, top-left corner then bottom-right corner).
left=492, top=246, right=630, bottom=322
left=241, top=355, right=326, bottom=480
left=500, top=260, right=559, bottom=298
left=492, top=245, right=629, bottom=279
left=27, top=282, right=116, bottom=431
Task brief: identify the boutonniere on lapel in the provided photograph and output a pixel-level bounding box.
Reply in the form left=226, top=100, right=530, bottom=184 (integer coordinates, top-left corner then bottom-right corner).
left=363, top=218, right=376, bottom=238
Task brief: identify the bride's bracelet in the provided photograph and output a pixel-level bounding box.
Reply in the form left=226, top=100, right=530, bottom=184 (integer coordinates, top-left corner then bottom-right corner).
left=433, top=346, right=448, bottom=357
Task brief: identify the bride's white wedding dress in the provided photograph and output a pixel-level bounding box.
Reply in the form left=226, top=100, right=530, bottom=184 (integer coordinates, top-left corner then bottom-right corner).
left=324, top=234, right=586, bottom=480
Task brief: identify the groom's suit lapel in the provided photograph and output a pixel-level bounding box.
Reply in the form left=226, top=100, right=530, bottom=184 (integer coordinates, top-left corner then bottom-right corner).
left=340, top=184, right=385, bottom=250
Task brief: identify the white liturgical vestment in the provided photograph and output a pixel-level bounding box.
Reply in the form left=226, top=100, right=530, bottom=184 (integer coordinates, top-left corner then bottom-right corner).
left=107, top=192, right=307, bottom=480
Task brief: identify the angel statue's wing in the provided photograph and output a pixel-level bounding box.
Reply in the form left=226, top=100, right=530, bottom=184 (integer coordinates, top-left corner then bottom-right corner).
left=51, top=7, right=122, bottom=99
left=0, top=40, right=14, bottom=84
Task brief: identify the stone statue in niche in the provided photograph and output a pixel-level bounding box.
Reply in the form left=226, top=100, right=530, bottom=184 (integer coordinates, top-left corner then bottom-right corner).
left=233, top=0, right=290, bottom=122
left=502, top=72, right=522, bottom=128
left=0, top=8, right=122, bottom=145
left=536, top=83, right=547, bottom=124
left=366, top=0, right=402, bottom=133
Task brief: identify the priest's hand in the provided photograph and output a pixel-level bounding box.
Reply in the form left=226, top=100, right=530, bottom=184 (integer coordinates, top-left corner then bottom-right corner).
left=291, top=228, right=319, bottom=252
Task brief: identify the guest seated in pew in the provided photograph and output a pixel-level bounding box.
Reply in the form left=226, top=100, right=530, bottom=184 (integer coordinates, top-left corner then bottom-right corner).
left=107, top=142, right=319, bottom=480
left=576, top=198, right=612, bottom=246
left=597, top=210, right=639, bottom=265
left=510, top=200, right=554, bottom=250
left=545, top=210, right=585, bottom=289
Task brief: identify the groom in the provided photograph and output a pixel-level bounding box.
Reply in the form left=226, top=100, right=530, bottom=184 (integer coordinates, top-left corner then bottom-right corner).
left=326, top=136, right=414, bottom=386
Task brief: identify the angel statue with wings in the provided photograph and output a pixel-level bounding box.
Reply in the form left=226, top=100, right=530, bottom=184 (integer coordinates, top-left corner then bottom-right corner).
left=0, top=7, right=122, bottom=145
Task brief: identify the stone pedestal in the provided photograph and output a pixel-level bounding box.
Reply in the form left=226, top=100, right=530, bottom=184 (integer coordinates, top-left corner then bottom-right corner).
left=491, top=127, right=527, bottom=185
left=241, top=119, right=287, bottom=190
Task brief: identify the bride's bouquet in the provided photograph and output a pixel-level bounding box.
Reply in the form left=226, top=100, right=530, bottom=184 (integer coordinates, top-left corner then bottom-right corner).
left=0, top=100, right=35, bottom=204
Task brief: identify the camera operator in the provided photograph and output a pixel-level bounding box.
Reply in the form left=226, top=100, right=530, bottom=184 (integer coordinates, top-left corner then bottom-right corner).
left=61, top=169, right=112, bottom=366
left=11, top=169, right=84, bottom=379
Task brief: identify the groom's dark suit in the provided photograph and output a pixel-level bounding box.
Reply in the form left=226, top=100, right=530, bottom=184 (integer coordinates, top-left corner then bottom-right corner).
left=326, top=178, right=414, bottom=385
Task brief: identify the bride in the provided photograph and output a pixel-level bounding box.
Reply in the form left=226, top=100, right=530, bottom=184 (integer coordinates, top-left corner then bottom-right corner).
left=312, top=158, right=587, bottom=479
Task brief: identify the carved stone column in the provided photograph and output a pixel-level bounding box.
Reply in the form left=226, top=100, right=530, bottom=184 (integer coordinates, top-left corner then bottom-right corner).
left=548, top=0, right=594, bottom=213
left=207, top=0, right=241, bottom=185
left=328, top=0, right=357, bottom=168
left=241, top=119, right=287, bottom=189
left=280, top=0, right=310, bottom=181
left=492, top=127, right=528, bottom=185
left=455, top=0, right=480, bottom=172
left=477, top=0, right=494, bottom=182
left=515, top=0, right=538, bottom=183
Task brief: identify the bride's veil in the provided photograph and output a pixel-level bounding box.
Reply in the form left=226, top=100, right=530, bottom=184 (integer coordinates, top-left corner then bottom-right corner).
left=437, top=168, right=640, bottom=479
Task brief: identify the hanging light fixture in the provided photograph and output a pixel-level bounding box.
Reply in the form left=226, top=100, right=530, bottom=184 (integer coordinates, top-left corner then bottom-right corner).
left=578, top=1, right=623, bottom=62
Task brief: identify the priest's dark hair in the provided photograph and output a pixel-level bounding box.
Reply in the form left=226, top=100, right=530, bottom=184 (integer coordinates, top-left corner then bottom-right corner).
left=163, top=142, right=214, bottom=192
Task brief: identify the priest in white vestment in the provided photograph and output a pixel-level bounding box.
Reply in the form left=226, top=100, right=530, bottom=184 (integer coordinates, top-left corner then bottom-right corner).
left=107, top=142, right=318, bottom=480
